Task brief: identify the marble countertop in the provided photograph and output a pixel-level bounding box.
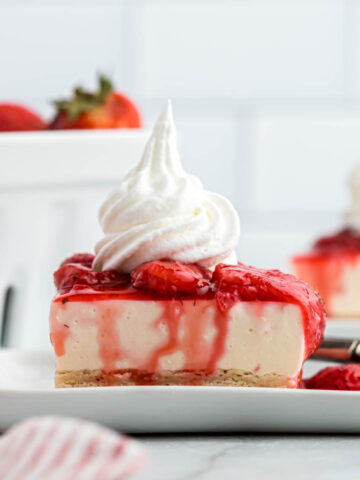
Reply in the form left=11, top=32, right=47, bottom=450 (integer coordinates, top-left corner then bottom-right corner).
left=134, top=435, right=359, bottom=480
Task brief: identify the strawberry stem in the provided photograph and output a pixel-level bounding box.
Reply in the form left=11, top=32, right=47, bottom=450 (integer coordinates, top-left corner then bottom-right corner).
left=53, top=75, right=113, bottom=122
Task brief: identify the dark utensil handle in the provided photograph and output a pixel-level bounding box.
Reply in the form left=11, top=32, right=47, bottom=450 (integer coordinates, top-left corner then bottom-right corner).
left=1, top=286, right=14, bottom=347
left=311, top=338, right=360, bottom=363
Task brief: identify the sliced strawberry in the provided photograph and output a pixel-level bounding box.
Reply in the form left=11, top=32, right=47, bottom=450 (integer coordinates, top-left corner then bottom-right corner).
left=303, top=365, right=360, bottom=391
left=49, top=76, right=141, bottom=130
left=0, top=104, right=46, bottom=132
left=213, top=263, right=298, bottom=310
left=54, top=263, right=129, bottom=294
left=60, top=253, right=95, bottom=268
left=131, top=261, right=211, bottom=297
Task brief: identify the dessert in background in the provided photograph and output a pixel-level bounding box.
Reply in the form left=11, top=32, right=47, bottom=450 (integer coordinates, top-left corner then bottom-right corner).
left=0, top=103, right=46, bottom=132
left=50, top=102, right=325, bottom=389
left=293, top=165, right=360, bottom=317
left=0, top=75, right=141, bottom=132
left=49, top=75, right=141, bottom=130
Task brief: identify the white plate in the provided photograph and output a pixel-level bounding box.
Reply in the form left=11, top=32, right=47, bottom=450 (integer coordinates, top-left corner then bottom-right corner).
left=1, top=348, right=360, bottom=434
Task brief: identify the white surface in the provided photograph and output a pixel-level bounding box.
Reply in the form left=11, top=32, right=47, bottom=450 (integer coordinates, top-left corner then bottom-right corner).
left=134, top=434, right=360, bottom=480
left=1, top=332, right=360, bottom=434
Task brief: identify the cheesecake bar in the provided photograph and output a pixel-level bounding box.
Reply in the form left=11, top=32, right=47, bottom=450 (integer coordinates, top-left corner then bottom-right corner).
left=50, top=258, right=325, bottom=388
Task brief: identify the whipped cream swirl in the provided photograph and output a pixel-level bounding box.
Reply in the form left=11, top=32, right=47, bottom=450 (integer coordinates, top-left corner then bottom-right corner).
left=344, top=164, right=360, bottom=231
left=93, top=101, right=240, bottom=273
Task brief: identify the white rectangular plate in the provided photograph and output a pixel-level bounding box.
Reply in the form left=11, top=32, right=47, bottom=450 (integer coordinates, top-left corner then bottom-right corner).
left=1, top=346, right=360, bottom=433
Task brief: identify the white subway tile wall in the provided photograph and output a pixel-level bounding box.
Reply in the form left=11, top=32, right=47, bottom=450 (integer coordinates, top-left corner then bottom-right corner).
left=0, top=0, right=359, bottom=345
left=0, top=3, right=125, bottom=113
left=0, top=0, right=356, bottom=216
left=254, top=110, right=360, bottom=212
left=129, top=0, right=345, bottom=98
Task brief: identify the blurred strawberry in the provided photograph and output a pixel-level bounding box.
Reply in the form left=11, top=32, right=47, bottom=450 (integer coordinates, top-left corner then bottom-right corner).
left=303, top=364, right=360, bottom=390
left=0, top=104, right=46, bottom=132
left=49, top=76, right=141, bottom=130
left=131, top=260, right=211, bottom=296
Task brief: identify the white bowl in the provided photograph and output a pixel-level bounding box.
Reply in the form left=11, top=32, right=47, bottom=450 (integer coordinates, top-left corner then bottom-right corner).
left=0, top=129, right=150, bottom=188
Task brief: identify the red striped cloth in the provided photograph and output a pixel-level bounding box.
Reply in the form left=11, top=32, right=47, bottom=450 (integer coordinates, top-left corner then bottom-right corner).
left=0, top=416, right=148, bottom=480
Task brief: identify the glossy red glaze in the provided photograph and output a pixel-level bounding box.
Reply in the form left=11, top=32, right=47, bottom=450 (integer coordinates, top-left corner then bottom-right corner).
left=54, top=286, right=215, bottom=303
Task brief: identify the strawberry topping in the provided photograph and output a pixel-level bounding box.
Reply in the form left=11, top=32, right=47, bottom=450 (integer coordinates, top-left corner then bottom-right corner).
left=54, top=263, right=129, bottom=294
left=131, top=261, right=211, bottom=297
left=303, top=364, right=360, bottom=390
left=213, top=263, right=326, bottom=359
left=54, top=256, right=325, bottom=361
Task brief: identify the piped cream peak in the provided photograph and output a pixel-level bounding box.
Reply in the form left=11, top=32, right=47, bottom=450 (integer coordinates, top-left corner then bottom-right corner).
left=93, top=101, right=240, bottom=273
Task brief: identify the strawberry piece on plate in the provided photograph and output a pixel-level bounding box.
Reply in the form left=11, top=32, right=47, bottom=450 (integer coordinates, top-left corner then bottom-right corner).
left=0, top=103, right=46, bottom=132
left=303, top=364, right=360, bottom=390
left=131, top=260, right=211, bottom=296
left=49, top=75, right=141, bottom=130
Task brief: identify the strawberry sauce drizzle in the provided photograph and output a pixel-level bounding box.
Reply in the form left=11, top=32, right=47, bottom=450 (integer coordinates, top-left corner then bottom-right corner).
left=49, top=302, right=70, bottom=356
left=182, top=302, right=218, bottom=371
left=54, top=287, right=214, bottom=304
left=96, top=304, right=124, bottom=374
left=206, top=309, right=230, bottom=372
left=132, top=300, right=231, bottom=380
left=146, top=301, right=182, bottom=373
